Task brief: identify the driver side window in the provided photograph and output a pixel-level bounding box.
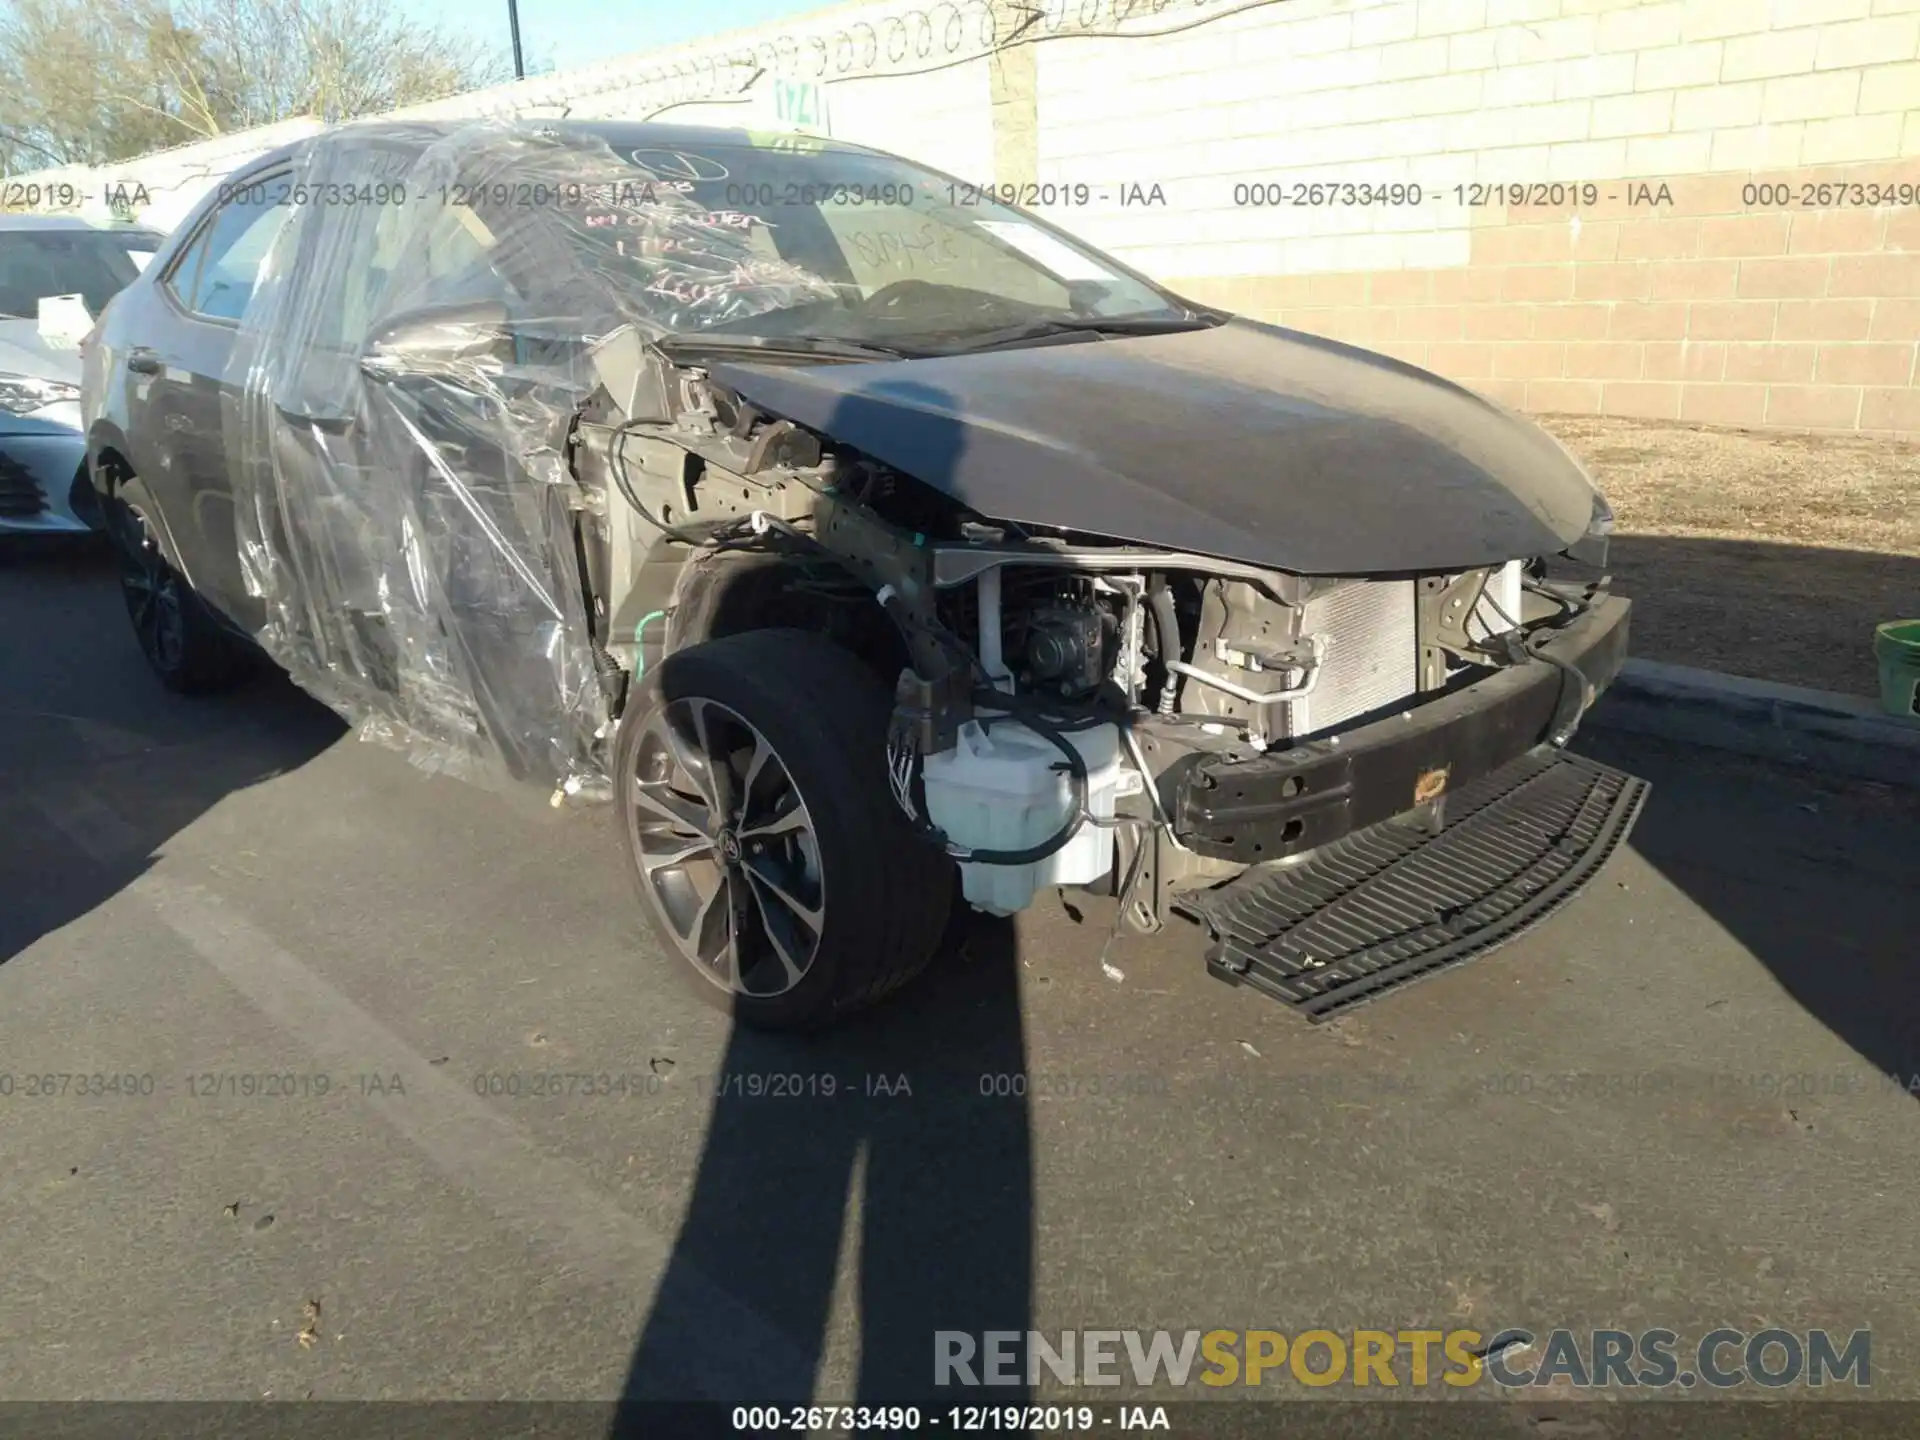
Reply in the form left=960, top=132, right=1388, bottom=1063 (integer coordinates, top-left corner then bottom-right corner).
left=168, top=178, right=292, bottom=323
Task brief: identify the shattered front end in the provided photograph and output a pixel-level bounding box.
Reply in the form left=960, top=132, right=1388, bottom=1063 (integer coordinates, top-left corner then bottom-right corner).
left=855, top=540, right=1645, bottom=1017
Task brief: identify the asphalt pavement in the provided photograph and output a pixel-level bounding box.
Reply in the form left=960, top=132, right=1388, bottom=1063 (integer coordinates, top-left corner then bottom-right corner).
left=3, top=537, right=1917, bottom=1414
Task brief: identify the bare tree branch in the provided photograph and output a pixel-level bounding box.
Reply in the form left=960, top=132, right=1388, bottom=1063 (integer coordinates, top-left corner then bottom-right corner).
left=0, top=0, right=511, bottom=174
left=0, top=127, right=69, bottom=167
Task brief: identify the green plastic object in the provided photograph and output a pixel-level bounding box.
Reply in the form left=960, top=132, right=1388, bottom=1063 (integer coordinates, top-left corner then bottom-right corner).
left=1875, top=619, right=1920, bottom=719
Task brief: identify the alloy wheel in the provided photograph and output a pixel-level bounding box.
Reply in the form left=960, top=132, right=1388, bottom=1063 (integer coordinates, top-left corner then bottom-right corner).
left=625, top=697, right=824, bottom=997
left=114, top=502, right=186, bottom=676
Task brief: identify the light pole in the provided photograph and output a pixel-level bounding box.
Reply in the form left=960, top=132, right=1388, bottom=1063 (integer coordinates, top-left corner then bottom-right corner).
left=507, top=0, right=526, bottom=79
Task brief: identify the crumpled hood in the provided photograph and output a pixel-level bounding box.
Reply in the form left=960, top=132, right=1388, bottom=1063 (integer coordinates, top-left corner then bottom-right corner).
left=711, top=317, right=1599, bottom=575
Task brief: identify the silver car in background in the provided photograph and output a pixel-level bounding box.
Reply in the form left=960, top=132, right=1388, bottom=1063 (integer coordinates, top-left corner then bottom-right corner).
left=0, top=215, right=162, bottom=533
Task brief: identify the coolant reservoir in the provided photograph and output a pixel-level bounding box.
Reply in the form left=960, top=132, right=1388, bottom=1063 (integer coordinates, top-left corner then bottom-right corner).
left=921, top=717, right=1126, bottom=916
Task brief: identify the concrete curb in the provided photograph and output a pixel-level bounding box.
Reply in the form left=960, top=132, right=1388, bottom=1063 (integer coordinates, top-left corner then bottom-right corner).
left=1587, top=659, right=1920, bottom=788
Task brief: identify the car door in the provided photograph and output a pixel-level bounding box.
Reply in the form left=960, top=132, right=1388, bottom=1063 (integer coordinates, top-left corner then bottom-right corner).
left=355, top=195, right=594, bottom=780
left=128, top=174, right=292, bottom=629
left=247, top=142, right=430, bottom=643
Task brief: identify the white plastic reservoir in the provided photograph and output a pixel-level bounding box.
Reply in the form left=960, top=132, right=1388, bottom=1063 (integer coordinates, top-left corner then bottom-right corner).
left=921, top=717, right=1132, bottom=915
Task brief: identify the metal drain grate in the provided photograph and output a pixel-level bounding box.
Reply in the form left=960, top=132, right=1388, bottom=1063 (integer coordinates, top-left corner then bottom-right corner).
left=1176, top=748, right=1648, bottom=1020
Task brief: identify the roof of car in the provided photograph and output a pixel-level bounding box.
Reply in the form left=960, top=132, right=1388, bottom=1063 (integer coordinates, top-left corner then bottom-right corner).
left=0, top=213, right=163, bottom=235
left=539, top=120, right=878, bottom=155
left=239, top=118, right=881, bottom=174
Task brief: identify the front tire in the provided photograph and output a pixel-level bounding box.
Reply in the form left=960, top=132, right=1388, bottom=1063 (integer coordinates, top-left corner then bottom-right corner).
left=613, top=629, right=954, bottom=1031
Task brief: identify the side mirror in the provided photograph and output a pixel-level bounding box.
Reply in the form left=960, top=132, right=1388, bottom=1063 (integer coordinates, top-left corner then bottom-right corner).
left=359, top=299, right=512, bottom=381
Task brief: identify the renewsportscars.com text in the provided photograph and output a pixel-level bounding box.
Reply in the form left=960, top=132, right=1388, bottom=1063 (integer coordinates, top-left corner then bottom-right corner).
left=935, top=1328, right=1871, bottom=1390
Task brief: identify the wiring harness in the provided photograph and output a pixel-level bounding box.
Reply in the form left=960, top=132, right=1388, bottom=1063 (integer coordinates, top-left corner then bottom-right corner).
left=1472, top=572, right=1603, bottom=748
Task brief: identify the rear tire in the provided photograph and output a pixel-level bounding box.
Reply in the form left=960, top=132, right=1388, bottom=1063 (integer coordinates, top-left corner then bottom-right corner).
left=109, top=494, right=250, bottom=695
left=613, top=629, right=954, bottom=1031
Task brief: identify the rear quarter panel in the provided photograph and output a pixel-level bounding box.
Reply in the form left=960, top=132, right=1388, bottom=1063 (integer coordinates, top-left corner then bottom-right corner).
left=82, top=183, right=234, bottom=577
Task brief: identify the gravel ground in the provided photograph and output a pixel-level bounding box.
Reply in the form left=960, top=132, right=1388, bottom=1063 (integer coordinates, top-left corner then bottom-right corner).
left=1540, top=415, right=1920, bottom=699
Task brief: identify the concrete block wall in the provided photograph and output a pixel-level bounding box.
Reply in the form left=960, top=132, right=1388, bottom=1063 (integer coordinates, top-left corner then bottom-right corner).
left=1030, top=0, right=1920, bottom=436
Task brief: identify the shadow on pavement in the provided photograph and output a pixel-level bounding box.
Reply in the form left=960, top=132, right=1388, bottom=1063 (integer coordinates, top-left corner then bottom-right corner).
left=1576, top=726, right=1920, bottom=1097
left=615, top=909, right=1032, bottom=1417
left=617, top=373, right=1035, bottom=1419
left=1607, top=534, right=1918, bottom=699
left=1593, top=532, right=1919, bottom=1089
left=0, top=536, right=345, bottom=968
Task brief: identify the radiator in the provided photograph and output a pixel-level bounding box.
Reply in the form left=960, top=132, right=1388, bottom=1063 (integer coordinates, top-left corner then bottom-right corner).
left=1279, top=578, right=1419, bottom=738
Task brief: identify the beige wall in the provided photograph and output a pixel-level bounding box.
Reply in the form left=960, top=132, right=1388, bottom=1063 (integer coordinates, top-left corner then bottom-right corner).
left=1025, top=0, right=1920, bottom=437
left=1175, top=160, right=1920, bottom=435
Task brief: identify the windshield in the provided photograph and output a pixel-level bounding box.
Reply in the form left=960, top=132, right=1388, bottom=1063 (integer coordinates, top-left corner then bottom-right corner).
left=513, top=136, right=1194, bottom=350
left=0, top=229, right=157, bottom=319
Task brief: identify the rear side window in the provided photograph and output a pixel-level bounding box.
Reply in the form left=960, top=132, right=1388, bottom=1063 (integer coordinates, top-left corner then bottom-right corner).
left=169, top=179, right=293, bottom=322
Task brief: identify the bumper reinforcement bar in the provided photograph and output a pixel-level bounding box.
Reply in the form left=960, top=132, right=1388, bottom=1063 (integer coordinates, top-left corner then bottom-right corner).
left=1175, top=748, right=1649, bottom=1021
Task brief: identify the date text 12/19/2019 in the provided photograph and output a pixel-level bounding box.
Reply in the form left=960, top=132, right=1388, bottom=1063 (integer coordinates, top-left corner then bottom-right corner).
left=729, top=1405, right=1171, bottom=1431
left=1229, top=180, right=1676, bottom=208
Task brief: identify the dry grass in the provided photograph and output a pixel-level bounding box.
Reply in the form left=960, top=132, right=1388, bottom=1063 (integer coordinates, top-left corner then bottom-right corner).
left=1541, top=415, right=1920, bottom=556
left=1539, top=415, right=1920, bottom=698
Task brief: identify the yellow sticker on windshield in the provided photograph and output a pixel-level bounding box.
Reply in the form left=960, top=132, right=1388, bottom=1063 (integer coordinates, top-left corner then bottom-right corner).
left=452, top=204, right=496, bottom=249
left=742, top=130, right=829, bottom=155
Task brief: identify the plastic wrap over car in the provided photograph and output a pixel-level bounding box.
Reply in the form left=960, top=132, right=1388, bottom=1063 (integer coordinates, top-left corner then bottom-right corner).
left=226, top=120, right=838, bottom=790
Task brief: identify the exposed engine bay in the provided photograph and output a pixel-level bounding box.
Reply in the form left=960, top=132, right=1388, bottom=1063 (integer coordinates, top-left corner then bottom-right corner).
left=569, top=335, right=1622, bottom=942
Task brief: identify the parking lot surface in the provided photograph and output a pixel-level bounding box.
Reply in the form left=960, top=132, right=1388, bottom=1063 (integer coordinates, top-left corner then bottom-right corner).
left=3, top=541, right=1916, bottom=1410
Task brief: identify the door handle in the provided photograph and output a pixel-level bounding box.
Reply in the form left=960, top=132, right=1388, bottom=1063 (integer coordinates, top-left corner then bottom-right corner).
left=126, top=348, right=162, bottom=375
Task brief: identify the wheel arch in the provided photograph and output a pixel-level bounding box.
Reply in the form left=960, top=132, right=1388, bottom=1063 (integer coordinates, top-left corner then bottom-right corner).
left=85, top=421, right=132, bottom=498
left=619, top=542, right=910, bottom=711
left=86, top=434, right=192, bottom=574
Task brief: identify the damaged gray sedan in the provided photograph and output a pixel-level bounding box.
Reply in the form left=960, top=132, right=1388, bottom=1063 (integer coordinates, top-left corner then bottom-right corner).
left=83, top=119, right=1645, bottom=1030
